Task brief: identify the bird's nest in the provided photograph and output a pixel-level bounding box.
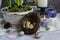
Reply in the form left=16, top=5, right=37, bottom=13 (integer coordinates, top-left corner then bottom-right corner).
left=16, top=12, right=40, bottom=34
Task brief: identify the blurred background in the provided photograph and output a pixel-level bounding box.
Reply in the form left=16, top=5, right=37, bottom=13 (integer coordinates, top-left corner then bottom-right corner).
left=0, top=0, right=60, bottom=18
left=1, top=0, right=60, bottom=13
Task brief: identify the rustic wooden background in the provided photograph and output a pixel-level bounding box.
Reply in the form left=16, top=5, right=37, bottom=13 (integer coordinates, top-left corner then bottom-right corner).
left=1, top=0, right=60, bottom=13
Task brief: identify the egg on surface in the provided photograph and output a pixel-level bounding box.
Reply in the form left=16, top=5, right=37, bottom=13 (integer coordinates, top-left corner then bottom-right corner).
left=34, top=32, right=41, bottom=39
left=46, top=27, right=50, bottom=31
left=19, top=31, right=24, bottom=36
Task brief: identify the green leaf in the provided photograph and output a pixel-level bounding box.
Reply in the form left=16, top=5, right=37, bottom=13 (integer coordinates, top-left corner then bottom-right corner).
left=7, top=0, right=12, bottom=7
left=15, top=0, right=23, bottom=6
left=9, top=6, right=17, bottom=12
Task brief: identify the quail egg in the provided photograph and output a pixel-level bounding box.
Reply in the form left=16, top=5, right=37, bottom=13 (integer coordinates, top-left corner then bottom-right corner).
left=26, top=21, right=30, bottom=28
left=19, top=31, right=24, bottom=36
left=46, top=27, right=50, bottom=31
left=29, top=24, right=34, bottom=29
left=34, top=32, right=41, bottom=39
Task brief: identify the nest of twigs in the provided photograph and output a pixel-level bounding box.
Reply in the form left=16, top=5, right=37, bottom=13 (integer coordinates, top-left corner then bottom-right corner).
left=17, top=12, right=40, bottom=34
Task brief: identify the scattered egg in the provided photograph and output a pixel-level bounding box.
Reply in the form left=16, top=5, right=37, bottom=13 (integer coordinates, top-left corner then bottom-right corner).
left=46, top=27, right=50, bottom=31
left=34, top=32, right=41, bottom=39
left=19, top=31, right=24, bottom=36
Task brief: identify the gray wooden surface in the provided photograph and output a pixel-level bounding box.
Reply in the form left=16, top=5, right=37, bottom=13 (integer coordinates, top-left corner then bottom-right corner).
left=0, top=14, right=60, bottom=40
